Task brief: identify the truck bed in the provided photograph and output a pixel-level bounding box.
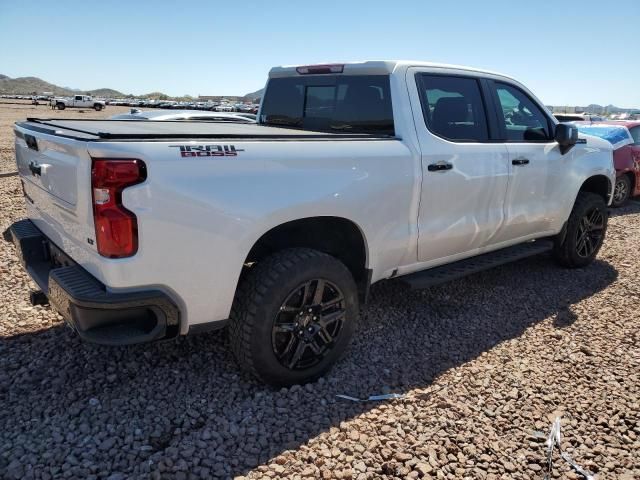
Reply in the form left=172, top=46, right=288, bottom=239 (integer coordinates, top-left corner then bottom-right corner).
left=16, top=118, right=395, bottom=141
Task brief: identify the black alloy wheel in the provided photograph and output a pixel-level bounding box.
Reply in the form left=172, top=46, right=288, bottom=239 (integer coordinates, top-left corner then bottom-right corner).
left=575, top=207, right=605, bottom=258
left=271, top=279, right=345, bottom=370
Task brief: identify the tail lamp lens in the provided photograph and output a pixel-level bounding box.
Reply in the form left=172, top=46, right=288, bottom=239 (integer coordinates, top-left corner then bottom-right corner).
left=91, top=159, right=146, bottom=258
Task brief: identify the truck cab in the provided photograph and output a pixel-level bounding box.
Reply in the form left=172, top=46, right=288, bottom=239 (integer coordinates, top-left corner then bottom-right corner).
left=51, top=94, right=105, bottom=111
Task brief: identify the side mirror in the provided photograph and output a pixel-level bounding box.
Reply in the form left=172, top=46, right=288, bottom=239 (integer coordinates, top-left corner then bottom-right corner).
left=555, top=123, right=579, bottom=154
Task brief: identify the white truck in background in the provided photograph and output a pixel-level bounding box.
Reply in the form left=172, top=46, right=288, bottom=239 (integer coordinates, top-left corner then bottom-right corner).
left=7, top=60, right=614, bottom=386
left=50, top=94, right=106, bottom=111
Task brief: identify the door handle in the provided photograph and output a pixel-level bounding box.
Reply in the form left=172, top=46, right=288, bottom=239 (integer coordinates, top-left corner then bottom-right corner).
left=428, top=162, right=453, bottom=172
left=512, top=158, right=530, bottom=166
left=28, top=162, right=42, bottom=176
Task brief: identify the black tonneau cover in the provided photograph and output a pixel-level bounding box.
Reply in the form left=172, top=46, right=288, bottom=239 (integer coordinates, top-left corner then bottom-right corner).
left=16, top=118, right=396, bottom=141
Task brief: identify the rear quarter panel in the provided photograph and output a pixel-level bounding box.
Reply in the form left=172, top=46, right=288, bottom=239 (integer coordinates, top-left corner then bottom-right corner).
left=85, top=139, right=418, bottom=330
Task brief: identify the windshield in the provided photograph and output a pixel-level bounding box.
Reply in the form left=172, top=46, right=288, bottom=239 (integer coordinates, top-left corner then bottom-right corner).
left=259, top=75, right=394, bottom=135
left=574, top=124, right=633, bottom=149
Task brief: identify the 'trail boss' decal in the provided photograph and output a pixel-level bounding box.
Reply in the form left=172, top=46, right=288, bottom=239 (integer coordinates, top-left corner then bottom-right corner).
left=169, top=145, right=244, bottom=157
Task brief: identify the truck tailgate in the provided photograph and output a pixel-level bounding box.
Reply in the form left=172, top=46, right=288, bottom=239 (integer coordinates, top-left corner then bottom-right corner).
left=14, top=126, right=96, bottom=265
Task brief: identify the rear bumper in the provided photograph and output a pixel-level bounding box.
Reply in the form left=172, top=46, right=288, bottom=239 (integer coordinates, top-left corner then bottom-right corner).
left=3, top=219, right=180, bottom=345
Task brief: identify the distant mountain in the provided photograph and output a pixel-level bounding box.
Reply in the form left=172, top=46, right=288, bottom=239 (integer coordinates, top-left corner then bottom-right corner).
left=243, top=88, right=264, bottom=101
left=550, top=103, right=639, bottom=114
left=90, top=88, right=126, bottom=97
left=0, top=74, right=125, bottom=97
left=1, top=73, right=265, bottom=100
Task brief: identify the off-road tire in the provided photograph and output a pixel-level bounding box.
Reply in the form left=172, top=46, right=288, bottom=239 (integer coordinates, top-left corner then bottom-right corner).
left=94, top=104, right=103, bottom=111
left=56, top=103, right=65, bottom=110
left=553, top=192, right=608, bottom=268
left=611, top=175, right=631, bottom=207
left=229, top=248, right=359, bottom=386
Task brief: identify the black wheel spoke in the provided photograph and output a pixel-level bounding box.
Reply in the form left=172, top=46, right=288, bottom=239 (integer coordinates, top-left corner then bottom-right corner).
left=300, top=282, right=313, bottom=307
left=320, top=309, right=344, bottom=325
left=308, top=339, right=323, bottom=355
left=576, top=237, right=585, bottom=256
left=279, top=334, right=298, bottom=359
left=321, top=294, right=344, bottom=311
left=316, top=327, right=334, bottom=345
left=287, top=341, right=307, bottom=369
left=584, top=235, right=593, bottom=256
left=312, top=279, right=326, bottom=305
left=588, top=210, right=602, bottom=227
left=274, top=322, right=298, bottom=333
left=279, top=305, right=299, bottom=313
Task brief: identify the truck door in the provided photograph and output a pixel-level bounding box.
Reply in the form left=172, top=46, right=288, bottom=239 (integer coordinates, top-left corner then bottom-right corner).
left=74, top=95, right=83, bottom=107
left=406, top=68, right=510, bottom=264
left=485, top=80, right=565, bottom=242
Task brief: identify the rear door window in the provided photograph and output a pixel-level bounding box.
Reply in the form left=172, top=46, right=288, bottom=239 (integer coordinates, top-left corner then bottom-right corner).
left=416, top=74, right=490, bottom=142
left=260, top=75, right=394, bottom=135
left=629, top=126, right=640, bottom=144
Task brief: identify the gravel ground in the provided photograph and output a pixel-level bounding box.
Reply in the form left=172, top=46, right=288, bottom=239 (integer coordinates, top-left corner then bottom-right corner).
left=0, top=102, right=638, bottom=479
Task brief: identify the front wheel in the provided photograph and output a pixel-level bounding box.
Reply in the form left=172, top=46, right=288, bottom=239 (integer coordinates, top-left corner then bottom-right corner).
left=229, top=248, right=359, bottom=386
left=94, top=104, right=103, bottom=111
left=553, top=192, right=608, bottom=268
left=611, top=175, right=631, bottom=207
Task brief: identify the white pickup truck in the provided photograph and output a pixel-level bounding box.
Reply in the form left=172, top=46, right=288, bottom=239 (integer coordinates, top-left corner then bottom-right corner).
left=51, top=94, right=106, bottom=111
left=6, top=61, right=614, bottom=385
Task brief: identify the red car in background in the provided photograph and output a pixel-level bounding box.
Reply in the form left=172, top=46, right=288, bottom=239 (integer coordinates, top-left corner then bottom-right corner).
left=574, top=121, right=640, bottom=206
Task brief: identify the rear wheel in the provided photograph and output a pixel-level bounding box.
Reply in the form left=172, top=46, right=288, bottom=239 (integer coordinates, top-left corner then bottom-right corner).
left=611, top=175, right=631, bottom=207
left=553, top=192, right=608, bottom=268
left=56, top=103, right=65, bottom=110
left=94, top=104, right=103, bottom=111
left=229, top=248, right=358, bottom=386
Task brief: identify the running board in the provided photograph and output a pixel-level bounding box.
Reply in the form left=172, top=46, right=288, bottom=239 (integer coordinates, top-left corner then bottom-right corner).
left=399, top=240, right=554, bottom=290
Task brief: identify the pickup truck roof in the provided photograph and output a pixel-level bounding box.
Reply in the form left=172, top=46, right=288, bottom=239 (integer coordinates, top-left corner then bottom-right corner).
left=16, top=118, right=396, bottom=141
left=269, top=60, right=515, bottom=81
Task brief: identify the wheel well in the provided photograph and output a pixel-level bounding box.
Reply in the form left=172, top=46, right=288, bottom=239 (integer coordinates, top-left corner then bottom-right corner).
left=579, top=175, right=610, bottom=202
left=244, top=217, right=370, bottom=302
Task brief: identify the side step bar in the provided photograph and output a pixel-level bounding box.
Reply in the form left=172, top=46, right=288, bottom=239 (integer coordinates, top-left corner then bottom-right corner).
left=399, top=240, right=554, bottom=290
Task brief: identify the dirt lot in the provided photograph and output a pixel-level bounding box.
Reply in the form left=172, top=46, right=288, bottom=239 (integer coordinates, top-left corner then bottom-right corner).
left=0, top=102, right=638, bottom=480
left=0, top=101, right=132, bottom=174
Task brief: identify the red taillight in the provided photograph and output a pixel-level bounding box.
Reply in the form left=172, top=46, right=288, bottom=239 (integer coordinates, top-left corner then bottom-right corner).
left=296, top=64, right=344, bottom=75
left=91, top=159, right=146, bottom=258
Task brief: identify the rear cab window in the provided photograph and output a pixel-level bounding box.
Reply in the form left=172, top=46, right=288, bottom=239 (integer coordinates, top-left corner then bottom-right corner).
left=260, top=75, right=394, bottom=135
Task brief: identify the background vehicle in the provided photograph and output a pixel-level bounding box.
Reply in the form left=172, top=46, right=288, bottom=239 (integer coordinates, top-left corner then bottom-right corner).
left=554, top=113, right=604, bottom=122
left=573, top=121, right=640, bottom=206
left=50, top=95, right=106, bottom=111
left=6, top=61, right=614, bottom=386
left=109, top=109, right=256, bottom=122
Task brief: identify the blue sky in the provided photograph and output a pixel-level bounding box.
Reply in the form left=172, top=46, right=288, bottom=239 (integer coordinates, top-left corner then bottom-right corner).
left=1, top=0, right=638, bottom=106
